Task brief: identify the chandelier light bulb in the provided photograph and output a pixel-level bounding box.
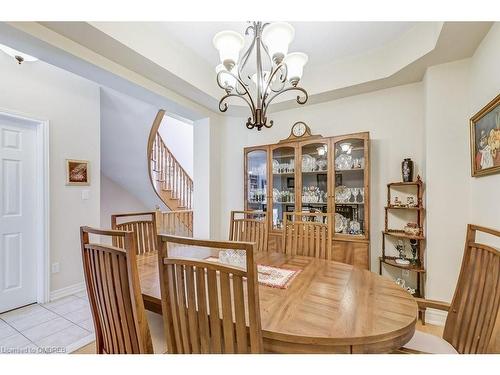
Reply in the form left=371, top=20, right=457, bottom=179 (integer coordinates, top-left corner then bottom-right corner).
left=215, top=64, right=237, bottom=91
left=0, top=43, right=38, bottom=64
left=213, top=31, right=244, bottom=71
left=262, top=22, right=295, bottom=64
left=284, top=52, right=308, bottom=86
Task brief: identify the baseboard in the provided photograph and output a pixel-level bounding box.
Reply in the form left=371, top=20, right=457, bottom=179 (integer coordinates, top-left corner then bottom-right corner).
left=425, top=308, right=447, bottom=326
left=49, top=282, right=86, bottom=301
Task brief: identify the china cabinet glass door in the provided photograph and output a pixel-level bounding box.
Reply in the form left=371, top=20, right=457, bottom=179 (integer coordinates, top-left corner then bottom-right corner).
left=332, top=136, right=368, bottom=238
left=299, top=142, right=329, bottom=216
left=246, top=149, right=268, bottom=212
left=271, top=146, right=296, bottom=230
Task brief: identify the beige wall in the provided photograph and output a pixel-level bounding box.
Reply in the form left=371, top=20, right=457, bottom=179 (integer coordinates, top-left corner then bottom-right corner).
left=218, top=83, right=425, bottom=269
left=0, top=53, right=100, bottom=295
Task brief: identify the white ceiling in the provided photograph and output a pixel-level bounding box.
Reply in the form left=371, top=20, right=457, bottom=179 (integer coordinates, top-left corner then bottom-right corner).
left=155, top=22, right=418, bottom=69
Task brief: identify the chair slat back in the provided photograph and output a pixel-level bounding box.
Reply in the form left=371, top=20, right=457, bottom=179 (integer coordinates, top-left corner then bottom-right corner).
left=80, top=226, right=153, bottom=354
left=283, top=212, right=333, bottom=259
left=111, top=212, right=157, bottom=254
left=158, top=235, right=263, bottom=354
left=443, top=224, right=500, bottom=354
left=229, top=210, right=268, bottom=252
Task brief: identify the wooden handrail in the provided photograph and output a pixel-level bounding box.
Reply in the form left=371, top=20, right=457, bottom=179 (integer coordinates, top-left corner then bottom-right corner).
left=147, top=110, right=166, bottom=205
left=156, top=134, right=192, bottom=181
left=148, top=112, right=193, bottom=211
left=152, top=134, right=194, bottom=209
left=147, top=110, right=194, bottom=236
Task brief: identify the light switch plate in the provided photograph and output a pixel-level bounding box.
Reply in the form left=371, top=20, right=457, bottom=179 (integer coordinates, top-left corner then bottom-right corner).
left=51, top=263, right=60, bottom=274
left=81, top=190, right=90, bottom=200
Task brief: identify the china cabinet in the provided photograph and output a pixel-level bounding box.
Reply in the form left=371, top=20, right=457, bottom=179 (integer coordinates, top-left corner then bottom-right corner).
left=244, top=124, right=370, bottom=269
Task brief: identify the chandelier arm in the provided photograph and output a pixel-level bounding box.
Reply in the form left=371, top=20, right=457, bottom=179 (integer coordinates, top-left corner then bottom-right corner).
left=269, top=79, right=286, bottom=93
left=262, top=62, right=287, bottom=98
left=244, top=23, right=255, bottom=36
left=235, top=82, right=249, bottom=96
left=237, top=37, right=256, bottom=86
left=218, top=93, right=255, bottom=118
left=216, top=70, right=256, bottom=112
left=230, top=72, right=256, bottom=113
left=263, top=119, right=274, bottom=129
left=216, top=70, right=231, bottom=91
left=262, top=86, right=309, bottom=117
left=260, top=38, right=272, bottom=63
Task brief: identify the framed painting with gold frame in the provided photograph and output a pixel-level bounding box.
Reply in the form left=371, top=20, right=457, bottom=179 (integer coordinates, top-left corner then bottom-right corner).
left=470, top=94, right=500, bottom=177
left=66, top=159, right=90, bottom=185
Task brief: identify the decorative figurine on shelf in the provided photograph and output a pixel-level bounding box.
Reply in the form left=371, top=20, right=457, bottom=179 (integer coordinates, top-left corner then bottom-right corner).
left=395, top=240, right=410, bottom=265
left=407, top=196, right=417, bottom=207
left=404, top=222, right=420, bottom=236
left=409, top=239, right=419, bottom=265
left=393, top=196, right=402, bottom=207
left=395, top=278, right=416, bottom=295
left=402, top=158, right=414, bottom=182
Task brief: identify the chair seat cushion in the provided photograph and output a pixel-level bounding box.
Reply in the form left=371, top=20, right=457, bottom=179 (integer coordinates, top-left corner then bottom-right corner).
left=404, top=330, right=458, bottom=354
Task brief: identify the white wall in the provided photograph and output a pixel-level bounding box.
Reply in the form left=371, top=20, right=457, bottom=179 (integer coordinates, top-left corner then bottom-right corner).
left=158, top=115, right=194, bottom=178
left=423, top=60, right=471, bottom=308
left=100, top=173, right=148, bottom=229
left=468, top=23, right=500, bottom=233
left=0, top=53, right=100, bottom=294
left=219, top=83, right=425, bottom=270
left=100, top=88, right=165, bottom=210
left=193, top=117, right=211, bottom=238
left=420, top=24, right=500, bottom=325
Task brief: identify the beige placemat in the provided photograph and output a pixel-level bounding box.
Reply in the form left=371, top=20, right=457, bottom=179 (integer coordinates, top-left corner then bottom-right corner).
left=204, top=256, right=301, bottom=289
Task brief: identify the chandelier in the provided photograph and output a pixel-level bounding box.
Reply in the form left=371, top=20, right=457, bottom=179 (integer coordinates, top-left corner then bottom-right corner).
left=213, top=22, right=309, bottom=131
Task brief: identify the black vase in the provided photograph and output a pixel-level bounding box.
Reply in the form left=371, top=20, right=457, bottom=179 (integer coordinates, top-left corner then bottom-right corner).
left=402, top=158, right=414, bottom=182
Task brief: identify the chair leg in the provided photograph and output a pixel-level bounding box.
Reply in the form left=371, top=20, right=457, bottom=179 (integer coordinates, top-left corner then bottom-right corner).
left=419, top=308, right=426, bottom=326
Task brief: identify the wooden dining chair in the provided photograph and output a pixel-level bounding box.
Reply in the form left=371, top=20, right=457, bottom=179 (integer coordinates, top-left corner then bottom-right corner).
left=403, top=224, right=500, bottom=354
left=80, top=226, right=154, bottom=354
left=282, top=212, right=333, bottom=259
left=229, top=210, right=268, bottom=252
left=157, top=235, right=263, bottom=353
left=111, top=211, right=157, bottom=254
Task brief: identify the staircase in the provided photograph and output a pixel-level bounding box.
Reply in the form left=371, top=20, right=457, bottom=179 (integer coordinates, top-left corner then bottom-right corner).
left=148, top=110, right=194, bottom=233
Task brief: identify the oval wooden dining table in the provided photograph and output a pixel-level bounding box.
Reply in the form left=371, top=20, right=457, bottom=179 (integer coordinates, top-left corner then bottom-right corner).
left=137, top=249, right=418, bottom=354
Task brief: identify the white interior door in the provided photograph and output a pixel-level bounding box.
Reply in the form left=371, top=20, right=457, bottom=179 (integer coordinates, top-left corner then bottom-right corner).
left=0, top=115, right=38, bottom=313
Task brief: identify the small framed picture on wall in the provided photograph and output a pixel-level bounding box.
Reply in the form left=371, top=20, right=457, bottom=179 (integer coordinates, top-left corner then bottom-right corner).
left=66, top=159, right=90, bottom=185
left=470, top=93, right=500, bottom=177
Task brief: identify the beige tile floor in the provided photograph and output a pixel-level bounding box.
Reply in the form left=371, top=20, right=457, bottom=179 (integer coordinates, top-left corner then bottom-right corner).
left=0, top=291, right=94, bottom=354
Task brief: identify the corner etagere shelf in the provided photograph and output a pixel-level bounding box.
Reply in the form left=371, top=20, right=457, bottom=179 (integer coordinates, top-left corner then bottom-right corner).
left=379, top=176, right=426, bottom=301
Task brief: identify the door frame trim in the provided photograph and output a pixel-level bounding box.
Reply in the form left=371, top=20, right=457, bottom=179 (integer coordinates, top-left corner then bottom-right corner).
left=0, top=108, right=50, bottom=304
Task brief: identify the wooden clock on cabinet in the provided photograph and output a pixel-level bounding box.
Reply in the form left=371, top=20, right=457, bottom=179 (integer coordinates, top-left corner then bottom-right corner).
left=280, top=121, right=318, bottom=143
